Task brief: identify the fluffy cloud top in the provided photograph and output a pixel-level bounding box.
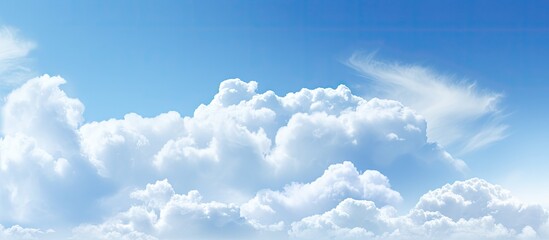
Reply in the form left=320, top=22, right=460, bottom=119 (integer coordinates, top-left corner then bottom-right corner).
left=73, top=179, right=250, bottom=240
left=0, top=75, right=108, bottom=225
left=290, top=178, right=549, bottom=240
left=75, top=169, right=549, bottom=240
left=411, top=178, right=548, bottom=233
left=73, top=162, right=401, bottom=239
left=348, top=53, right=507, bottom=154
left=2, top=75, right=83, bottom=155
left=289, top=198, right=398, bottom=240
left=78, top=78, right=464, bottom=203
left=241, top=161, right=401, bottom=230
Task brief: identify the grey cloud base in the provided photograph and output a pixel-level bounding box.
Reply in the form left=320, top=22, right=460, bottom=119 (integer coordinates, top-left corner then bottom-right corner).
left=0, top=75, right=545, bottom=240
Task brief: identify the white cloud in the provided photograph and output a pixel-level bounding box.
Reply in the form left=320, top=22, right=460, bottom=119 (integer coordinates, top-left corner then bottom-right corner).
left=289, top=198, right=397, bottom=240
left=0, top=224, right=54, bottom=240
left=78, top=78, right=464, bottom=204
left=78, top=111, right=185, bottom=179
left=411, top=178, right=548, bottom=233
left=78, top=174, right=549, bottom=240
left=73, top=162, right=403, bottom=239
left=0, top=26, right=35, bottom=86
left=2, top=75, right=84, bottom=155
left=0, top=75, right=82, bottom=223
left=0, top=75, right=108, bottom=225
left=2, top=76, right=511, bottom=239
left=347, top=53, right=507, bottom=154
left=73, top=179, right=252, bottom=240
left=0, top=76, right=466, bottom=228
left=0, top=133, right=67, bottom=222
left=290, top=178, right=549, bottom=240
left=72, top=223, right=158, bottom=240
left=241, top=161, right=401, bottom=230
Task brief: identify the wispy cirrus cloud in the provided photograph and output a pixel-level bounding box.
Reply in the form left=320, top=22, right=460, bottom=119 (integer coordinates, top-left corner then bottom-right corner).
left=347, top=53, right=507, bottom=154
left=0, top=26, right=35, bottom=87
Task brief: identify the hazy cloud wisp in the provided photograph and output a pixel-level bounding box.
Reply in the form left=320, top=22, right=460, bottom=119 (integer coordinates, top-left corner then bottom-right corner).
left=347, top=53, right=507, bottom=154
left=0, top=26, right=35, bottom=87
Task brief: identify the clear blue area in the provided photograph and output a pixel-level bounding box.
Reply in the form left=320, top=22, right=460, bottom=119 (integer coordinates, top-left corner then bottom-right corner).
left=1, top=0, right=548, bottom=203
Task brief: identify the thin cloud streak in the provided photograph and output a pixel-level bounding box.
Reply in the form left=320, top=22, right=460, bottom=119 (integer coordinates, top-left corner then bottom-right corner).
left=0, top=26, right=35, bottom=87
left=347, top=53, right=507, bottom=154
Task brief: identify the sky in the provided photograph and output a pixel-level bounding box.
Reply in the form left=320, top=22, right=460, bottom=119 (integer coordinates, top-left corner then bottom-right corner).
left=1, top=1, right=549, bottom=239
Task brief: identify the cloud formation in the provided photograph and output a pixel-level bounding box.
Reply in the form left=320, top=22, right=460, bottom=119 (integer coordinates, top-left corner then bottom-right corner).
left=0, top=75, right=540, bottom=240
left=290, top=178, right=549, bottom=240
left=77, top=171, right=549, bottom=240
left=348, top=53, right=507, bottom=154
left=73, top=179, right=251, bottom=240
left=77, top=78, right=464, bottom=201
left=0, top=75, right=108, bottom=225
left=241, top=161, right=401, bottom=230
left=1, top=76, right=460, bottom=224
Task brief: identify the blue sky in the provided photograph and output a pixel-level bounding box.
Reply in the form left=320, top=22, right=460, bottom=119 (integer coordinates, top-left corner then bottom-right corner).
left=1, top=1, right=549, bottom=239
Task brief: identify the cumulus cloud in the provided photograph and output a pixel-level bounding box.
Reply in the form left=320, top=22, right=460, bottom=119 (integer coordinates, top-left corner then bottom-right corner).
left=0, top=75, right=108, bottom=225
left=408, top=178, right=549, bottom=237
left=241, top=161, right=401, bottom=230
left=74, top=172, right=549, bottom=240
left=78, top=111, right=185, bottom=180
left=289, top=198, right=397, bottom=240
left=4, top=75, right=523, bottom=240
left=0, top=75, right=80, bottom=223
left=2, top=75, right=84, bottom=154
left=0, top=224, right=54, bottom=240
left=78, top=78, right=464, bottom=204
left=290, top=178, right=549, bottom=240
left=73, top=179, right=252, bottom=240
left=0, top=75, right=466, bottom=227
left=348, top=53, right=507, bottom=154
left=0, top=133, right=68, bottom=222
left=74, top=162, right=402, bottom=239
left=0, top=26, right=35, bottom=86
